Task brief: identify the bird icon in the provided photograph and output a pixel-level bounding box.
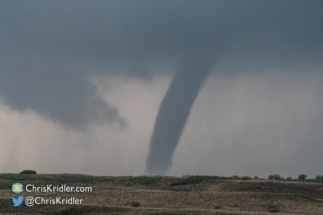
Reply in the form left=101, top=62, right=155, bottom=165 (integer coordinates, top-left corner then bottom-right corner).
left=12, top=196, right=24, bottom=207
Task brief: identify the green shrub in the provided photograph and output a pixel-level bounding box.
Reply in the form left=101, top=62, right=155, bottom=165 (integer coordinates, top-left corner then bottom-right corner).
left=298, top=174, right=307, bottom=180
left=130, top=201, right=141, bottom=207
left=286, top=177, right=292, bottom=181
left=254, top=176, right=259, bottom=179
left=316, top=175, right=323, bottom=180
left=213, top=205, right=221, bottom=209
left=20, top=170, right=37, bottom=174
left=268, top=174, right=281, bottom=180
left=170, top=175, right=223, bottom=186
left=241, top=176, right=252, bottom=180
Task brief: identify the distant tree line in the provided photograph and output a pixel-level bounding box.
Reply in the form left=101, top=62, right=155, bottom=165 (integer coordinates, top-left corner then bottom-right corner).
left=267, top=174, right=309, bottom=180
left=228, top=174, right=323, bottom=181
left=18, top=169, right=323, bottom=181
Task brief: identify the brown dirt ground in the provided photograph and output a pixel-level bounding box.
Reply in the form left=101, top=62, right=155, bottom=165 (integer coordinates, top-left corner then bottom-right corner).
left=0, top=174, right=322, bottom=214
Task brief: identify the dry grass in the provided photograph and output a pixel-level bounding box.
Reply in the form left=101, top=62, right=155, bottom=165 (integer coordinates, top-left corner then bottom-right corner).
left=0, top=174, right=322, bottom=214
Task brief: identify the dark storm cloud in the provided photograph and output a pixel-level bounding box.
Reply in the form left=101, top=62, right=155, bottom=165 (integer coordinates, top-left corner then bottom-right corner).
left=3, top=1, right=323, bottom=57
left=1, top=1, right=322, bottom=76
left=0, top=1, right=323, bottom=174
left=0, top=55, right=124, bottom=129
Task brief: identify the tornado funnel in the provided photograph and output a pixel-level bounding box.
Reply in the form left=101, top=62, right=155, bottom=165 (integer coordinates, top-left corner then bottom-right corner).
left=145, top=55, right=216, bottom=175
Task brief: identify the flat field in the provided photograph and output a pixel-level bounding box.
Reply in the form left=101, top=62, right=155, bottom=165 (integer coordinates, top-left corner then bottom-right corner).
left=0, top=174, right=322, bottom=215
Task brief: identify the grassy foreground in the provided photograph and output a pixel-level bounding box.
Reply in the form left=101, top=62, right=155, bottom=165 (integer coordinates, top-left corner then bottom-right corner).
left=0, top=174, right=322, bottom=215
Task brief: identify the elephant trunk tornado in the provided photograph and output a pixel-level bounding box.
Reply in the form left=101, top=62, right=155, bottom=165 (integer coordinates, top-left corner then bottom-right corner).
left=145, top=55, right=216, bottom=175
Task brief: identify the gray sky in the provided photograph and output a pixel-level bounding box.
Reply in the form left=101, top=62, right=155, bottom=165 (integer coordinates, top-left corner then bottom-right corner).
left=0, top=0, right=322, bottom=177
